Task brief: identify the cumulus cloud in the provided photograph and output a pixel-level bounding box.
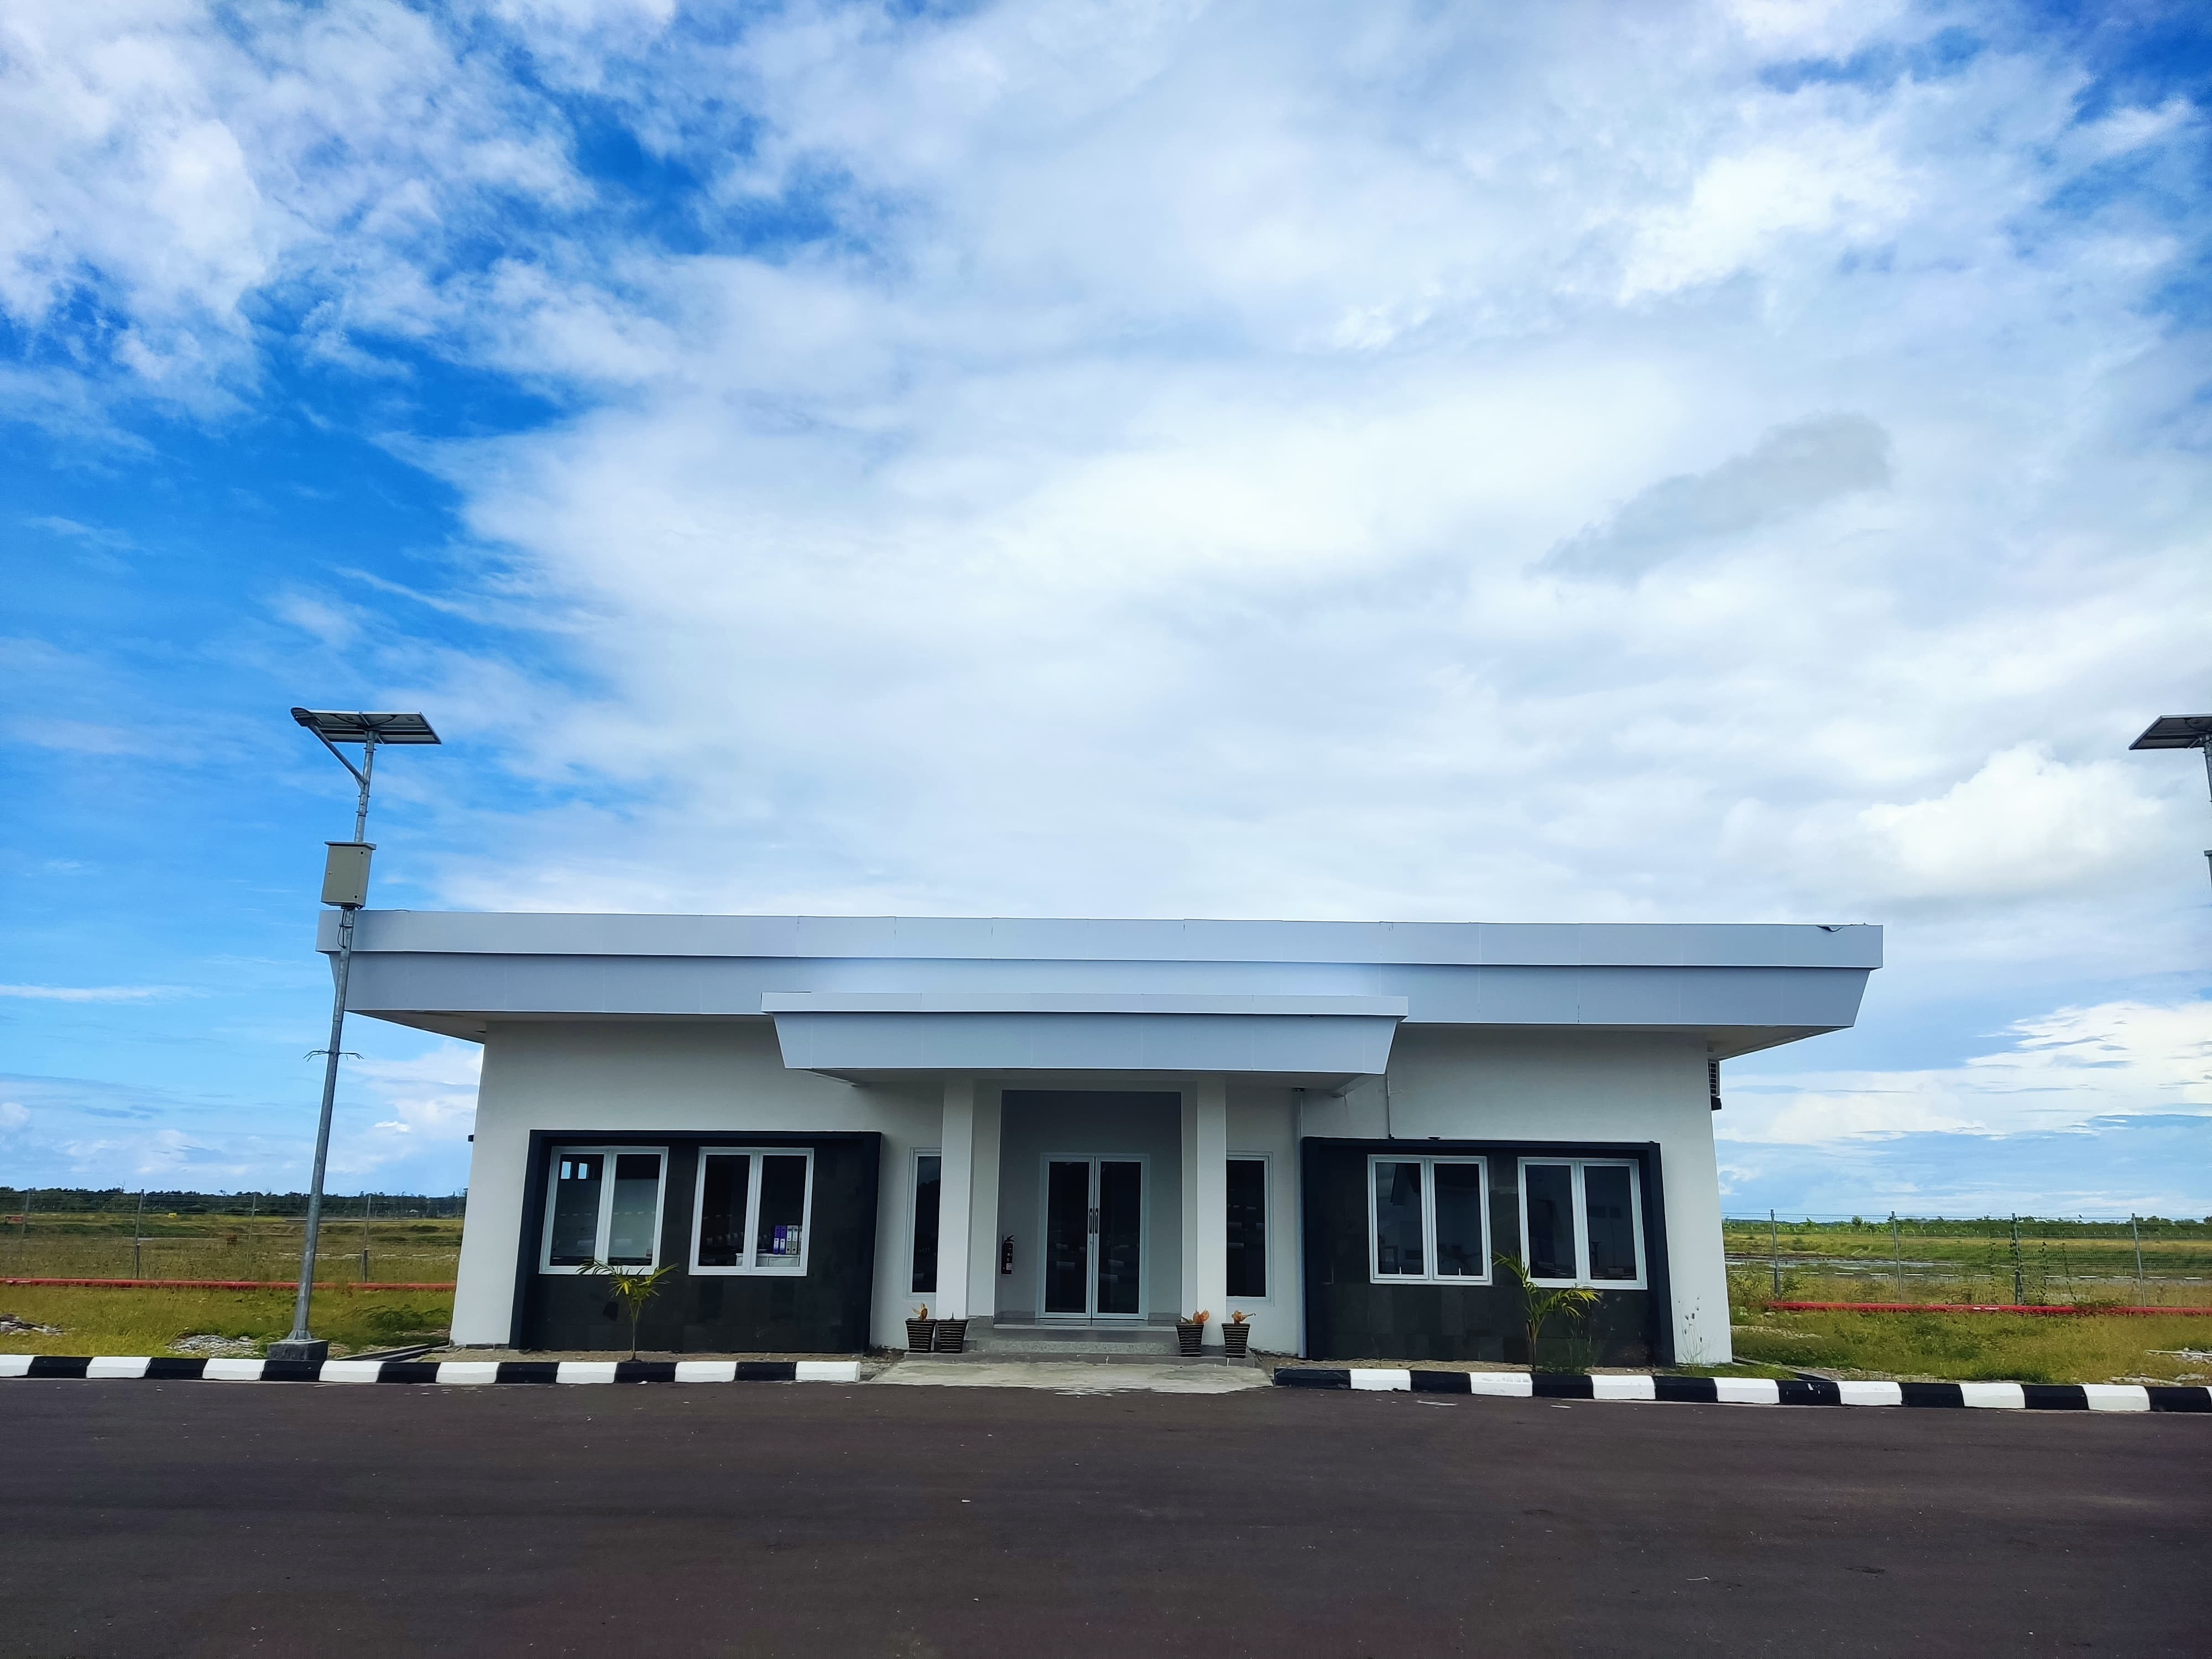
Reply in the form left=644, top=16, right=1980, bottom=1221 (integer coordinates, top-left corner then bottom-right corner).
left=0, top=1, right=2208, bottom=1206
left=1721, top=997, right=2212, bottom=1146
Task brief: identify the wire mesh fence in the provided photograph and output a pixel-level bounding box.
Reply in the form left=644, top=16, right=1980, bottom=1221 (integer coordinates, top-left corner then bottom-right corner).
left=1723, top=1213, right=2212, bottom=1308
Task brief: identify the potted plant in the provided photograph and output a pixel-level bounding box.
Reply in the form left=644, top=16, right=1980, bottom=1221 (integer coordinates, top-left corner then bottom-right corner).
left=1222, top=1310, right=1251, bottom=1359
left=1495, top=1253, right=1599, bottom=1372
left=1176, top=1309, right=1209, bottom=1355
left=933, top=1312, right=970, bottom=1353
left=906, top=1305, right=937, bottom=1354
left=585, top=1258, right=679, bottom=1360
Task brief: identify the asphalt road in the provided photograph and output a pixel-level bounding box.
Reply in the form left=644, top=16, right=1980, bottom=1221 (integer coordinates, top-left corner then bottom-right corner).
left=3, top=1380, right=2206, bottom=1657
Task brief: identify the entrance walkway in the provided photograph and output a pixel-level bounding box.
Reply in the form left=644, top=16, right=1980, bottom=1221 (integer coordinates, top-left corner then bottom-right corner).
left=869, top=1359, right=1269, bottom=1394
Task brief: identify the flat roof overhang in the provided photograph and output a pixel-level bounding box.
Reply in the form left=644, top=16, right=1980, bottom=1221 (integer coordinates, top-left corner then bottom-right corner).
left=324, top=912, right=1880, bottom=1061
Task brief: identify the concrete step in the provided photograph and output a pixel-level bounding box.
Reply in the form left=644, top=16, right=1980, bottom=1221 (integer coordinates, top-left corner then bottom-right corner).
left=983, top=1324, right=1177, bottom=1349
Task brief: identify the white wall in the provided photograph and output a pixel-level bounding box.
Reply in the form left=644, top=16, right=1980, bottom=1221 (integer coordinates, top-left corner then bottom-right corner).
left=453, top=1019, right=938, bottom=1349
left=455, top=1018, right=1732, bottom=1363
left=1371, top=1027, right=1732, bottom=1365
left=1225, top=1086, right=1300, bottom=1357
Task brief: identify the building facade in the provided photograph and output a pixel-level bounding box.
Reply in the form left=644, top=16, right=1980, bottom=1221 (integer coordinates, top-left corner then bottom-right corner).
left=328, top=913, right=1880, bottom=1364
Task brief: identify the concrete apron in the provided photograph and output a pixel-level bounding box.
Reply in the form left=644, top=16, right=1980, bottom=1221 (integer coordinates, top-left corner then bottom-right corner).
left=871, top=1358, right=1272, bottom=1394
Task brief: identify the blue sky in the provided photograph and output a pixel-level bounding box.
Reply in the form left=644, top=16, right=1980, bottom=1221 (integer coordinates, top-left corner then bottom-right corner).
left=3, top=0, right=2209, bottom=1213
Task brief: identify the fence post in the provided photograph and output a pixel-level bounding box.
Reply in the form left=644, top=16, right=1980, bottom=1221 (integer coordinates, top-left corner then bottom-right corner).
left=133, top=1188, right=145, bottom=1279
left=1890, top=1213, right=1903, bottom=1300
left=2132, top=1214, right=2143, bottom=1297
left=2010, top=1214, right=2025, bottom=1305
left=361, top=1192, right=372, bottom=1284
left=1769, top=1209, right=1780, bottom=1296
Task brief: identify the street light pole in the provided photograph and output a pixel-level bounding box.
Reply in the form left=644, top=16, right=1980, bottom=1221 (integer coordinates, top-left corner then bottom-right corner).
left=2128, top=714, right=2212, bottom=890
left=270, top=709, right=439, bottom=1365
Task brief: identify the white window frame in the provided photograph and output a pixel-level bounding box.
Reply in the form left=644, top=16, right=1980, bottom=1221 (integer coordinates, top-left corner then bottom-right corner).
left=1225, top=1152, right=1272, bottom=1303
left=1366, top=1154, right=1491, bottom=1286
left=539, top=1145, right=669, bottom=1275
left=689, top=1146, right=817, bottom=1277
left=1517, top=1157, right=1646, bottom=1290
left=909, top=1146, right=942, bottom=1297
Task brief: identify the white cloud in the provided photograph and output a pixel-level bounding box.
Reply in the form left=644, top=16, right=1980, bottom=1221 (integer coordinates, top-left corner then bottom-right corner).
left=1, top=0, right=2208, bottom=1123
left=0, top=983, right=187, bottom=1001
left=1722, top=997, right=2212, bottom=1146
left=348, top=1042, right=481, bottom=1156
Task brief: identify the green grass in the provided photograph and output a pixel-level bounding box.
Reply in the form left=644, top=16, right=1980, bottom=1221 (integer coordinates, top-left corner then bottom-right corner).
left=1722, top=1216, right=2211, bottom=1307
left=0, top=1208, right=461, bottom=1285
left=1731, top=1308, right=2212, bottom=1385
left=0, top=1285, right=455, bottom=1357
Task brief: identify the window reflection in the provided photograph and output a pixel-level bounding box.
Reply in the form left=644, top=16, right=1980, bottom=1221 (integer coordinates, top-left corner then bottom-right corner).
left=1373, top=1160, right=1425, bottom=1276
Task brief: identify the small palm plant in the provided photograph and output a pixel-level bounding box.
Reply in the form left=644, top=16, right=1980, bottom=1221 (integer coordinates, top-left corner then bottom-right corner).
left=1495, top=1253, right=1600, bottom=1373
left=585, top=1259, right=679, bottom=1360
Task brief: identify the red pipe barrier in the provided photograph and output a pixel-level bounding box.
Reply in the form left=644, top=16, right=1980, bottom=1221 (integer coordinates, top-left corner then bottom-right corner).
left=1767, top=1300, right=2212, bottom=1317
left=0, top=1278, right=455, bottom=1291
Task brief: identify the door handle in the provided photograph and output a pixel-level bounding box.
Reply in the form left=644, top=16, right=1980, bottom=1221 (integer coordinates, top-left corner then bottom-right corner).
left=1087, top=1206, right=1099, bottom=1235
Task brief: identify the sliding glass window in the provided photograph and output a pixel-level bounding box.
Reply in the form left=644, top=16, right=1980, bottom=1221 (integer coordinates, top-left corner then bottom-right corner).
left=541, top=1147, right=667, bottom=1272
left=1518, top=1159, right=1645, bottom=1288
left=1368, top=1155, right=1489, bottom=1285
left=691, top=1148, right=815, bottom=1276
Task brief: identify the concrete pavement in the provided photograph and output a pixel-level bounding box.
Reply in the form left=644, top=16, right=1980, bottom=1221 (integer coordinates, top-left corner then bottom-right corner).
left=2, top=1378, right=2204, bottom=1656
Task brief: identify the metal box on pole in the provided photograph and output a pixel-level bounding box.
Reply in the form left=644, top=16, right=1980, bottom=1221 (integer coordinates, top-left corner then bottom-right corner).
left=321, top=842, right=375, bottom=909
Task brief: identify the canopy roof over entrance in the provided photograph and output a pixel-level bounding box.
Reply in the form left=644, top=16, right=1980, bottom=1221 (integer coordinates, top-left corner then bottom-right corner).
left=322, top=912, right=1880, bottom=1068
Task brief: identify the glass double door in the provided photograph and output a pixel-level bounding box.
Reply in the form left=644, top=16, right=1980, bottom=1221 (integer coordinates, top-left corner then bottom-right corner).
left=1042, top=1158, right=1145, bottom=1321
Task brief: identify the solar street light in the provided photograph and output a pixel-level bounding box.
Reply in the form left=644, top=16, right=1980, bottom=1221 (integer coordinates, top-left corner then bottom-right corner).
left=2128, top=714, right=2212, bottom=893
left=270, top=709, right=442, bottom=1364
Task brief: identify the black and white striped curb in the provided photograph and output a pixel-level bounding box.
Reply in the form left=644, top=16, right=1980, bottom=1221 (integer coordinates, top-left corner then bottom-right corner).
left=1273, top=1368, right=2212, bottom=1412
left=0, top=1355, right=860, bottom=1385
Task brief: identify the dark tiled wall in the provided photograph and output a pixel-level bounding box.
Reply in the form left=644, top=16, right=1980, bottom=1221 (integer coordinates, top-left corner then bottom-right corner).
left=1300, top=1138, right=1668, bottom=1365
left=519, top=1133, right=880, bottom=1353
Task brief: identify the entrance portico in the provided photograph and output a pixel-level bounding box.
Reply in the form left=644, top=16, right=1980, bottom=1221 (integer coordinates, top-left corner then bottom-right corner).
left=766, top=989, right=1405, bottom=1352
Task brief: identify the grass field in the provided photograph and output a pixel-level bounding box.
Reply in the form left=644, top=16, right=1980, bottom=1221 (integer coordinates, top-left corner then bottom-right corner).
left=1722, top=1215, right=2212, bottom=1307
left=0, top=1207, right=460, bottom=1358
left=4, top=1209, right=2210, bottom=1381
left=1, top=1207, right=463, bottom=1285
left=1731, top=1308, right=2212, bottom=1385
left=0, top=1285, right=455, bottom=1357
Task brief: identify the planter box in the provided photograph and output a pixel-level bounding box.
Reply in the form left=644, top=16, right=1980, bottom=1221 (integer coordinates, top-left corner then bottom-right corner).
left=905, top=1319, right=937, bottom=1355
left=1221, top=1322, right=1251, bottom=1359
left=1176, top=1322, right=1206, bottom=1356
left=933, top=1318, right=969, bottom=1354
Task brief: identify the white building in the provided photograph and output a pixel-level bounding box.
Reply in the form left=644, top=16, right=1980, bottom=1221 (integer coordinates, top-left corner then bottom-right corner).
left=330, top=912, right=1879, bottom=1363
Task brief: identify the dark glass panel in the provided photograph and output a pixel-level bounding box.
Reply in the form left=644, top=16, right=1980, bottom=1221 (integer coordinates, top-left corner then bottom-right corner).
left=910, top=1154, right=942, bottom=1295
left=696, top=1153, right=750, bottom=1268
left=1095, top=1161, right=1143, bottom=1317
left=606, top=1153, right=662, bottom=1265
left=547, top=1152, right=603, bottom=1266
left=755, top=1154, right=810, bottom=1270
left=1373, top=1160, right=1423, bottom=1276
left=1524, top=1163, right=1576, bottom=1280
left=1583, top=1164, right=1638, bottom=1281
left=1225, top=1158, right=1267, bottom=1298
left=1043, top=1161, right=1091, bottom=1316
left=1432, top=1161, right=1487, bottom=1277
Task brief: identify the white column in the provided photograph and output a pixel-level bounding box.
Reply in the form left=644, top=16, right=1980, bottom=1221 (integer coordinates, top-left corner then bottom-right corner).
left=1182, top=1079, right=1229, bottom=1346
left=965, top=1086, right=1003, bottom=1327
left=936, top=1077, right=976, bottom=1319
